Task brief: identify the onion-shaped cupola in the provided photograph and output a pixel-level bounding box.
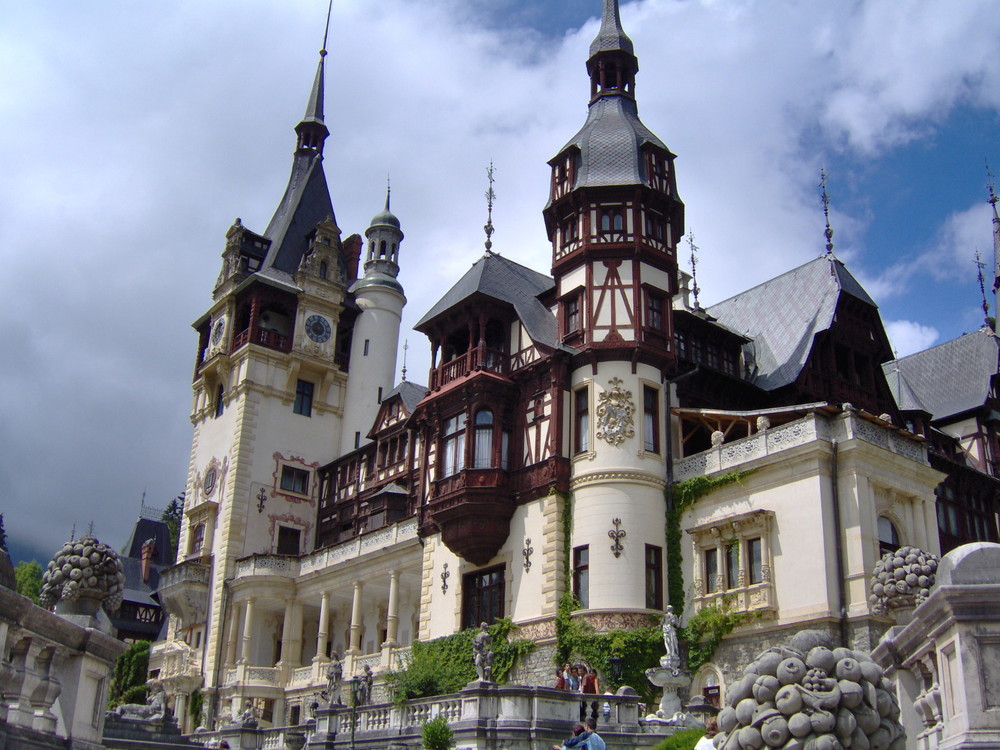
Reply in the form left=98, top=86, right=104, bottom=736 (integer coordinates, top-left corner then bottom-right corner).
left=356, top=187, right=404, bottom=294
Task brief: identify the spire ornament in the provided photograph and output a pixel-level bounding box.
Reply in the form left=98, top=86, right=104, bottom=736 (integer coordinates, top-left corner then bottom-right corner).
left=484, top=162, right=497, bottom=254
left=688, top=231, right=701, bottom=310
left=820, top=169, right=834, bottom=257
left=401, top=339, right=408, bottom=383
left=976, top=251, right=991, bottom=329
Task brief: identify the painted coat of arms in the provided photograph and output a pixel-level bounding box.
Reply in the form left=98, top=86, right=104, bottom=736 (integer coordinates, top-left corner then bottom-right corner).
left=596, top=377, right=635, bottom=446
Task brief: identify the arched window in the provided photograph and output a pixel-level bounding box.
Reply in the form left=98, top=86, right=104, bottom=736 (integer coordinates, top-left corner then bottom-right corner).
left=878, top=516, right=900, bottom=557
left=319, top=260, right=328, bottom=279
left=379, top=240, right=387, bottom=258
left=473, top=409, right=494, bottom=468
left=214, top=384, right=225, bottom=418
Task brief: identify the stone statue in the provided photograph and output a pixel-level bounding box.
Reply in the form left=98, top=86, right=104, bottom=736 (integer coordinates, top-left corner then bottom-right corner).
left=358, top=664, right=374, bottom=705
left=324, top=653, right=343, bottom=704
left=112, top=685, right=167, bottom=722
left=473, top=622, right=494, bottom=682
left=233, top=701, right=257, bottom=728
left=660, top=606, right=680, bottom=673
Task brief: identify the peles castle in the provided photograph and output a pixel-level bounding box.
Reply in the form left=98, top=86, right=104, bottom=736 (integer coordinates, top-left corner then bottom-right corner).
left=149, top=0, right=1000, bottom=733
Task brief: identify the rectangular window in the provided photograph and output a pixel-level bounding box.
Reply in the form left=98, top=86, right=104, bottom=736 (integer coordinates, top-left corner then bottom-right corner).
left=646, top=292, right=663, bottom=331
left=748, top=538, right=763, bottom=584
left=574, top=387, right=589, bottom=453
left=363, top=339, right=370, bottom=356
left=441, top=413, right=467, bottom=477
left=643, top=386, right=660, bottom=453
left=280, top=466, right=309, bottom=495
left=705, top=548, right=718, bottom=593
left=276, top=526, right=301, bottom=555
left=726, top=543, right=740, bottom=590
left=645, top=544, right=663, bottom=610
left=462, top=566, right=505, bottom=629
left=566, top=296, right=581, bottom=334
left=573, top=546, right=590, bottom=609
left=294, top=379, right=314, bottom=416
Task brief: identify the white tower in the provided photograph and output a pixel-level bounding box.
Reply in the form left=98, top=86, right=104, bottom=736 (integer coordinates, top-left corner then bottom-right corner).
left=341, top=191, right=407, bottom=453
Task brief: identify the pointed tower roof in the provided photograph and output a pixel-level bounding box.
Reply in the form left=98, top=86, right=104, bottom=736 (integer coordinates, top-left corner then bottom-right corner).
left=590, top=0, right=634, bottom=56
left=547, top=0, right=675, bottom=202
left=259, top=45, right=338, bottom=277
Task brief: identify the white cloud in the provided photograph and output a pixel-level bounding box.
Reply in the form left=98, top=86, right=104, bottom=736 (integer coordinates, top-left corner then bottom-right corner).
left=0, top=0, right=999, bottom=555
left=885, top=320, right=940, bottom=358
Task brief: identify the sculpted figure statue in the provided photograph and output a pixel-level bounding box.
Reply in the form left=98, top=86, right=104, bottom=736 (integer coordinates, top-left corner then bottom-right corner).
left=660, top=606, right=681, bottom=673
left=358, top=664, right=374, bottom=705
left=113, top=685, right=167, bottom=722
left=324, top=653, right=343, bottom=704
left=233, top=701, right=257, bottom=727
left=473, top=622, right=494, bottom=682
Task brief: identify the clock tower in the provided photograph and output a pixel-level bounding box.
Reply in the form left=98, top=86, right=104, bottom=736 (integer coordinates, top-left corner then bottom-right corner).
left=545, top=0, right=684, bottom=613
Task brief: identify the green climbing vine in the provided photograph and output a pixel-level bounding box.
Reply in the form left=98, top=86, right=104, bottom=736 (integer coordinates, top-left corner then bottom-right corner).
left=384, top=619, right=534, bottom=704
left=666, top=472, right=754, bottom=614
left=666, top=471, right=755, bottom=674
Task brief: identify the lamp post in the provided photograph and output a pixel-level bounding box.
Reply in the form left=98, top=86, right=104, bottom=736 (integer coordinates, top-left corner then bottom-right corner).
left=350, top=675, right=361, bottom=750
left=608, top=655, right=624, bottom=684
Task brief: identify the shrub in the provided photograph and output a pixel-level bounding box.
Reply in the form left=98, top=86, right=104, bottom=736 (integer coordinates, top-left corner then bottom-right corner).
left=652, top=728, right=705, bottom=750
left=421, top=715, right=454, bottom=750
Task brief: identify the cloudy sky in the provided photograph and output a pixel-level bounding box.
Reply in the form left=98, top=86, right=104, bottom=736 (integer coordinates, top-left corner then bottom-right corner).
left=2, top=0, right=998, bottom=563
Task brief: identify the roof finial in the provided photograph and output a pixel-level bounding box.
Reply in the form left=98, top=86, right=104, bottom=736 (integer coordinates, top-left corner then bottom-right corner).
left=688, top=231, right=701, bottom=310
left=385, top=174, right=391, bottom=211
left=976, top=250, right=991, bottom=329
left=820, top=168, right=835, bottom=257
left=401, top=339, right=408, bottom=383
left=484, top=161, right=496, bottom=254
left=988, top=159, right=1000, bottom=293
left=322, top=0, right=332, bottom=57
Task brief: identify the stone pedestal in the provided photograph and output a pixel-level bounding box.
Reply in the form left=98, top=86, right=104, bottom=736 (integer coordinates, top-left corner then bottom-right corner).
left=644, top=668, right=690, bottom=719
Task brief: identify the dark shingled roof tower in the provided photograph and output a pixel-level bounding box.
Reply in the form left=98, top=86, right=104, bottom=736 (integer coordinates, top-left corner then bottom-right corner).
left=259, top=42, right=339, bottom=277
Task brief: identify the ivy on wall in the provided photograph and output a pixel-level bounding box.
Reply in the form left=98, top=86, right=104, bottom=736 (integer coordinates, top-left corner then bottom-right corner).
left=667, top=471, right=755, bottom=674
left=108, top=640, right=151, bottom=708
left=384, top=619, right=534, bottom=704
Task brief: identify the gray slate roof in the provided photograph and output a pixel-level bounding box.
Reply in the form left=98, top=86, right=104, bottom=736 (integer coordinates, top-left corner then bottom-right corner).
left=387, top=381, right=428, bottom=413
left=551, top=96, right=668, bottom=197
left=590, top=0, right=634, bottom=56
left=415, top=253, right=561, bottom=350
left=708, top=255, right=878, bottom=391
left=261, top=155, right=337, bottom=275
left=883, top=328, right=999, bottom=420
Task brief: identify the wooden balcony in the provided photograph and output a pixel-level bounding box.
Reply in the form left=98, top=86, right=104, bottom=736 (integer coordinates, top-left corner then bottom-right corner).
left=428, top=468, right=515, bottom=566
left=430, top=345, right=506, bottom=390
left=231, top=327, right=291, bottom=354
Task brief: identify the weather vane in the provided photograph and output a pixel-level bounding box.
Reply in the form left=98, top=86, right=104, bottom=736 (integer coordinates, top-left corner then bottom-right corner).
left=820, top=169, right=834, bottom=257
left=321, top=0, right=333, bottom=57
left=688, top=230, right=701, bottom=309
left=484, top=162, right=496, bottom=254
left=988, top=159, right=999, bottom=294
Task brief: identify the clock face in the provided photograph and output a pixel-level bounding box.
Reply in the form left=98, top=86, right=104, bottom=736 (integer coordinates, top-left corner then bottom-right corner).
left=211, top=318, right=226, bottom=346
left=305, top=314, right=332, bottom=343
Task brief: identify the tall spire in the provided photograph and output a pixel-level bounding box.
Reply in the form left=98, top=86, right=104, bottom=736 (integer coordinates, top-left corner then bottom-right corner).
left=295, top=5, right=332, bottom=156
left=976, top=251, right=991, bottom=329
left=688, top=231, right=701, bottom=310
left=586, top=0, right=638, bottom=103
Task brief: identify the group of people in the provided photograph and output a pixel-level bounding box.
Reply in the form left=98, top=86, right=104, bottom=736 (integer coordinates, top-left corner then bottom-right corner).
left=554, top=663, right=600, bottom=694
left=552, top=717, right=607, bottom=750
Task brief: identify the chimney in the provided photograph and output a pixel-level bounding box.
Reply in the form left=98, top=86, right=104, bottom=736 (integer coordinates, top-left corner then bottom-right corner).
left=141, top=538, right=156, bottom=583
left=343, top=233, right=363, bottom=281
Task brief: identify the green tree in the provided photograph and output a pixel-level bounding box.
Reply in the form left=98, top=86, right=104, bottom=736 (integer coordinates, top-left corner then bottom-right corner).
left=15, top=560, right=42, bottom=604
left=0, top=513, right=7, bottom=552
left=161, top=493, right=185, bottom=561
left=109, top=641, right=151, bottom=708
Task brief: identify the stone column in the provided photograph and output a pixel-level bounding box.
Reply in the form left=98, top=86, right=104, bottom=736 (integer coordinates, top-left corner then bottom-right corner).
left=385, top=571, right=400, bottom=647
left=240, top=597, right=256, bottom=664
left=923, top=498, right=940, bottom=556
left=348, top=582, right=364, bottom=655
left=175, top=693, right=188, bottom=733
left=226, top=602, right=242, bottom=668
left=278, top=600, right=294, bottom=665
left=314, top=592, right=331, bottom=662
left=290, top=602, right=304, bottom=665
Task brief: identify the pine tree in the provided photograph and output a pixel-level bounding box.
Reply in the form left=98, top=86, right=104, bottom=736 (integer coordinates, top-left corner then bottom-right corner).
left=0, top=513, right=7, bottom=552
left=161, top=493, right=185, bottom=561
left=15, top=560, right=42, bottom=604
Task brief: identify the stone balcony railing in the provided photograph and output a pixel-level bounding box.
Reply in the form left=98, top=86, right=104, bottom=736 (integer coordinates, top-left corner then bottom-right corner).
left=674, top=411, right=927, bottom=482
left=234, top=554, right=299, bottom=580
left=300, top=518, right=418, bottom=575
left=157, top=558, right=211, bottom=627
left=195, top=683, right=655, bottom=750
